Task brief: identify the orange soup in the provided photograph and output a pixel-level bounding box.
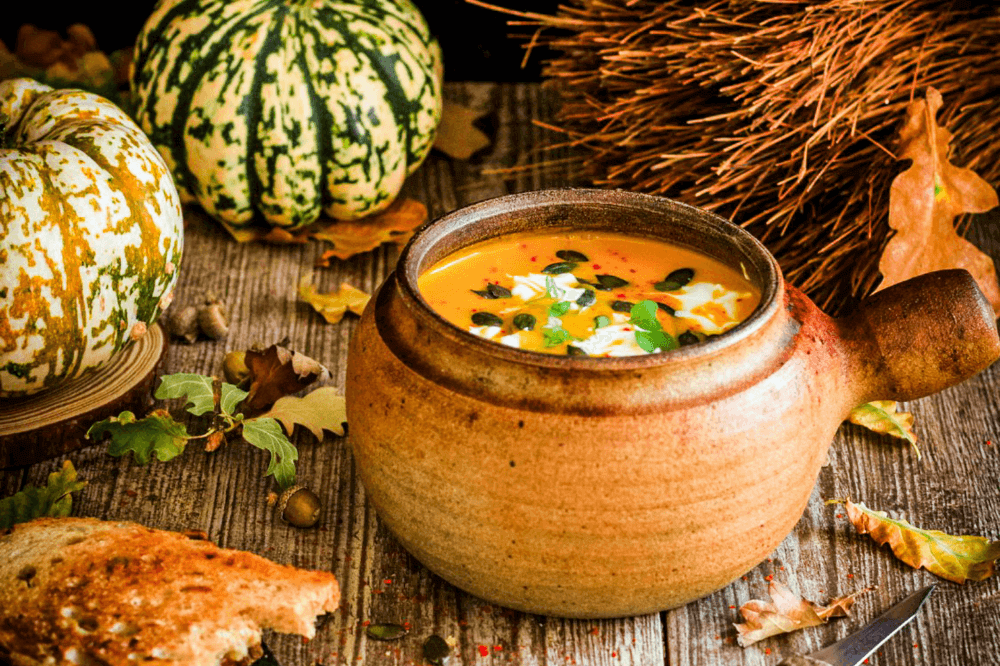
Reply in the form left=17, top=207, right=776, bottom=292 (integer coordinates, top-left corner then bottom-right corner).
left=417, top=231, right=760, bottom=356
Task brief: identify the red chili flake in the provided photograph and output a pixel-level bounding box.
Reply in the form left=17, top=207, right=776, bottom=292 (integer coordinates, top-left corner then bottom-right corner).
left=361, top=620, right=370, bottom=626
left=530, top=256, right=538, bottom=262
left=616, top=293, right=626, bottom=298
left=383, top=578, right=392, bottom=585
left=741, top=576, right=748, bottom=581
left=765, top=575, right=773, bottom=581
left=629, top=268, right=637, bottom=273
left=847, top=573, right=854, bottom=578
left=592, top=264, right=601, bottom=269
left=478, top=645, right=489, bottom=657
left=493, top=645, right=503, bottom=652
left=764, top=648, right=771, bottom=656
left=780, top=566, right=785, bottom=571
left=837, top=513, right=844, bottom=518
left=729, top=605, right=735, bottom=609
left=590, top=627, right=600, bottom=635
left=611, top=652, right=617, bottom=658
left=987, top=440, right=994, bottom=446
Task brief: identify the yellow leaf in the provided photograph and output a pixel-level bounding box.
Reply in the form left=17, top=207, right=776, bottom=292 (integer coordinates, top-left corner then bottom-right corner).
left=734, top=580, right=866, bottom=647
left=433, top=100, right=491, bottom=160
left=847, top=400, right=920, bottom=459
left=260, top=386, right=346, bottom=441
left=314, top=198, right=428, bottom=262
left=878, top=87, right=1000, bottom=314
left=844, top=500, right=1000, bottom=584
left=299, top=275, right=370, bottom=324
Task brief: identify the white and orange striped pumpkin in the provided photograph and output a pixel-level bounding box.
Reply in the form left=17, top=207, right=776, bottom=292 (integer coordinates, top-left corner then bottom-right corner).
left=0, top=78, right=183, bottom=398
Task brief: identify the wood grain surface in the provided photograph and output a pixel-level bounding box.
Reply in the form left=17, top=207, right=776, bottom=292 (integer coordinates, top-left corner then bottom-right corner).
left=2, top=82, right=998, bottom=666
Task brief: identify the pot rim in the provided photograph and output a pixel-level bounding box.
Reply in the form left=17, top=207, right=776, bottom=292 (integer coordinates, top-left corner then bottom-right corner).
left=394, top=188, right=783, bottom=370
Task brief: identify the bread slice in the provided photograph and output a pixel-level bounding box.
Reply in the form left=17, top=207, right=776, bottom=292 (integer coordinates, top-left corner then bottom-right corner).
left=0, top=517, right=340, bottom=666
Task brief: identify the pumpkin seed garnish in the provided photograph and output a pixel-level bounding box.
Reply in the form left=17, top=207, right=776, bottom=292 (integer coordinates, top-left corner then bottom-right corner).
left=366, top=623, right=409, bottom=641
left=575, top=288, right=596, bottom=307
left=594, top=274, right=629, bottom=290
left=472, top=282, right=512, bottom=299
left=556, top=249, right=589, bottom=262
left=471, top=312, right=503, bottom=327
left=594, top=315, right=611, bottom=329
left=678, top=331, right=700, bottom=346
left=611, top=300, right=634, bottom=313
left=566, top=345, right=587, bottom=356
left=423, top=634, right=451, bottom=665
left=656, top=301, right=676, bottom=316
left=542, top=261, right=577, bottom=275
left=513, top=313, right=536, bottom=331
left=655, top=268, right=695, bottom=292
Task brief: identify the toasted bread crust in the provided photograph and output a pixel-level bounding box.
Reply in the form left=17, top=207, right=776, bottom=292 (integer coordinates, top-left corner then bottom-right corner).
left=0, top=517, right=339, bottom=666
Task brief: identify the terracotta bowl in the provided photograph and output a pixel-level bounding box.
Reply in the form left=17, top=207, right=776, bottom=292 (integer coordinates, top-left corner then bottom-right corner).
left=345, top=188, right=1000, bottom=618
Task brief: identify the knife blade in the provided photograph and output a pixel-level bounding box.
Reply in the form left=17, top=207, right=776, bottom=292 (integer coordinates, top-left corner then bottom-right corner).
left=777, top=584, right=935, bottom=666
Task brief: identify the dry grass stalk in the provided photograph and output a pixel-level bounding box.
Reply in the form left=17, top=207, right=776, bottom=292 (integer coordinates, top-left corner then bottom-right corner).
left=471, top=0, right=1000, bottom=313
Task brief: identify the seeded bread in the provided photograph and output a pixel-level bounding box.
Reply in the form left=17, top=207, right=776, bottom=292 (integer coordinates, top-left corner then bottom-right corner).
left=0, top=517, right=340, bottom=666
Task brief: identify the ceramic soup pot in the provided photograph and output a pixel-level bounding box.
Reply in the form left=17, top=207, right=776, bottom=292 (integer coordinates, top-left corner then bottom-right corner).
left=345, top=188, right=1000, bottom=618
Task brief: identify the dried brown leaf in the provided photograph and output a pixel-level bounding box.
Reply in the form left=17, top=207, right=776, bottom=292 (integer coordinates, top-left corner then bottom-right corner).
left=879, top=87, right=1000, bottom=314
left=242, top=343, right=330, bottom=414
left=434, top=100, right=491, bottom=160
left=260, top=386, right=347, bottom=441
left=314, top=197, right=427, bottom=262
left=735, top=580, right=867, bottom=647
left=847, top=400, right=920, bottom=459
left=298, top=275, right=370, bottom=324
left=844, top=500, right=1000, bottom=584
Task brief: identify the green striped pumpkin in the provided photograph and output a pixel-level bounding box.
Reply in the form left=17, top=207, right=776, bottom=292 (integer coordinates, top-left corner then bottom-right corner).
left=131, top=0, right=443, bottom=231
left=0, top=78, right=184, bottom=398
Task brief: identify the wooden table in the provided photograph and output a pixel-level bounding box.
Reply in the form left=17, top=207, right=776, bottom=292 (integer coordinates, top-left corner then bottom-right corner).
left=3, top=82, right=999, bottom=666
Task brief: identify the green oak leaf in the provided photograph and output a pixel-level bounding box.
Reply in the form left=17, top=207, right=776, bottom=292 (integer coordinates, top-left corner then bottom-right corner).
left=241, top=417, right=298, bottom=490
left=88, top=410, right=189, bottom=465
left=154, top=373, right=216, bottom=415
left=0, top=460, right=87, bottom=529
left=220, top=382, right=249, bottom=416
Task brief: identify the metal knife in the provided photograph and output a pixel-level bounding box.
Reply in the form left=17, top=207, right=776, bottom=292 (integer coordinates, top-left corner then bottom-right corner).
left=777, top=585, right=935, bottom=666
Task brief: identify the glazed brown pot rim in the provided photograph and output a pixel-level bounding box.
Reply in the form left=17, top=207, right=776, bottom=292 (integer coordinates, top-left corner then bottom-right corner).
left=394, top=188, right=783, bottom=370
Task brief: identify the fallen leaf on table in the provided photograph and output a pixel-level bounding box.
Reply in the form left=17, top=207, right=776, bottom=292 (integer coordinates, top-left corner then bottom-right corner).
left=299, top=275, right=370, bottom=323
left=242, top=343, right=330, bottom=414
left=261, top=386, right=347, bottom=440
left=219, top=198, right=427, bottom=260
left=154, top=372, right=217, bottom=416
left=847, top=400, right=920, bottom=459
left=0, top=460, right=87, bottom=529
left=434, top=100, right=491, bottom=160
left=314, top=197, right=427, bottom=263
left=88, top=409, right=189, bottom=465
left=735, top=580, right=867, bottom=647
left=878, top=86, right=1000, bottom=314
left=843, top=500, right=1000, bottom=583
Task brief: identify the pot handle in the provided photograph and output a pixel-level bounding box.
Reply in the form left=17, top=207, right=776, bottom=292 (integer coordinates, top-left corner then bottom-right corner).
left=839, top=269, right=1000, bottom=404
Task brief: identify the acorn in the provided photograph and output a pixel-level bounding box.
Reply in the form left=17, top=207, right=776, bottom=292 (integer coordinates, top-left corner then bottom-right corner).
left=197, top=298, right=228, bottom=340
left=222, top=350, right=250, bottom=387
left=279, top=486, right=321, bottom=528
left=167, top=305, right=199, bottom=343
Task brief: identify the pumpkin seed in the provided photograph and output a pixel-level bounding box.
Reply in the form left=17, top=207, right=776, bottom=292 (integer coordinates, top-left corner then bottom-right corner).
left=679, top=331, right=700, bottom=346
left=366, top=623, right=408, bottom=641
left=594, top=274, right=629, bottom=290
left=556, top=249, right=589, bottom=262
left=654, top=280, right=682, bottom=292
left=423, top=634, right=451, bottom=665
left=566, top=345, right=587, bottom=356
left=656, top=301, right=676, bottom=316
left=513, top=313, right=536, bottom=331
left=542, top=261, right=577, bottom=275
left=472, top=283, right=512, bottom=299
left=594, top=315, right=611, bottom=329
left=471, top=312, right=503, bottom=327
left=611, top=300, right=634, bottom=313
left=575, top=288, right=596, bottom=307
left=666, top=268, right=695, bottom=286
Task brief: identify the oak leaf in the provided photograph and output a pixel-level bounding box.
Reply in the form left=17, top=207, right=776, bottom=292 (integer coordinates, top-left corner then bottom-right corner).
left=847, top=401, right=920, bottom=459
left=242, top=343, right=330, bottom=414
left=88, top=409, right=189, bottom=465
left=735, top=580, right=867, bottom=647
left=314, top=198, right=427, bottom=262
left=0, top=460, right=87, bottom=530
left=878, top=87, right=1000, bottom=314
left=434, top=100, right=491, bottom=160
left=298, top=275, right=370, bottom=324
left=844, top=500, right=1000, bottom=584
left=260, top=386, right=347, bottom=440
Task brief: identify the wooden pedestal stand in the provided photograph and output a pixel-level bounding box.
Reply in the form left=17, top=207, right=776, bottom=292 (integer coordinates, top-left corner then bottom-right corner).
left=0, top=323, right=168, bottom=469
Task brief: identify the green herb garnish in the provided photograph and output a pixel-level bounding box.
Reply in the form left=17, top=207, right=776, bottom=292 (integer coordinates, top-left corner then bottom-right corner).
left=594, top=315, right=611, bottom=329
left=630, top=300, right=678, bottom=353
left=543, top=326, right=573, bottom=347
left=545, top=275, right=565, bottom=299
left=549, top=301, right=572, bottom=317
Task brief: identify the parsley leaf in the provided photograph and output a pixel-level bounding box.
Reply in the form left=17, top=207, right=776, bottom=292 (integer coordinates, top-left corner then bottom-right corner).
left=543, top=327, right=572, bottom=347
left=549, top=301, right=572, bottom=317
left=630, top=300, right=678, bottom=353
left=0, top=460, right=87, bottom=529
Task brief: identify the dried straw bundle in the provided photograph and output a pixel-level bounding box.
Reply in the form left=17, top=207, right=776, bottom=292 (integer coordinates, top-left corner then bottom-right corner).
left=476, top=0, right=1000, bottom=313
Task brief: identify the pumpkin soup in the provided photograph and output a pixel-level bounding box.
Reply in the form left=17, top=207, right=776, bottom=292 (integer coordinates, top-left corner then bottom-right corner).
left=417, top=231, right=760, bottom=356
